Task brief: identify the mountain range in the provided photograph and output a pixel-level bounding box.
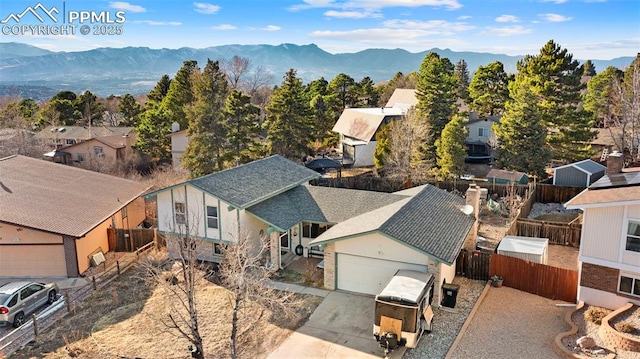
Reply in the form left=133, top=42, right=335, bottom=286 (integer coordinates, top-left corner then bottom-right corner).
left=0, top=42, right=634, bottom=101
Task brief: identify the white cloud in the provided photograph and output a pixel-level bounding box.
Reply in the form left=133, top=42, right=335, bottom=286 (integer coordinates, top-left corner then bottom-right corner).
left=290, top=0, right=462, bottom=11
left=482, top=25, right=532, bottom=36
left=262, top=25, right=281, bottom=31
left=109, top=2, right=146, bottom=13
left=211, top=24, right=236, bottom=30
left=133, top=20, right=182, bottom=26
left=457, top=15, right=471, bottom=20
left=324, top=10, right=381, bottom=18
left=538, top=13, right=573, bottom=22
left=193, top=2, right=221, bottom=14
left=383, top=19, right=474, bottom=33
left=540, top=0, right=568, bottom=4
left=495, top=15, right=520, bottom=23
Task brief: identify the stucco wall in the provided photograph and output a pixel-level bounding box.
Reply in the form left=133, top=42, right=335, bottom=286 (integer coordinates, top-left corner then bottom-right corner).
left=0, top=222, right=62, bottom=244
left=354, top=141, right=376, bottom=167
left=76, top=217, right=111, bottom=274
left=112, top=197, right=146, bottom=229
left=465, top=120, right=494, bottom=144
left=170, top=132, right=188, bottom=169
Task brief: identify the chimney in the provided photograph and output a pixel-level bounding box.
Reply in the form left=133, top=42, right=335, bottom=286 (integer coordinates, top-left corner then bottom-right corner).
left=606, top=151, right=624, bottom=175
left=463, top=184, right=481, bottom=250
left=171, top=122, right=180, bottom=133
left=122, top=133, right=130, bottom=160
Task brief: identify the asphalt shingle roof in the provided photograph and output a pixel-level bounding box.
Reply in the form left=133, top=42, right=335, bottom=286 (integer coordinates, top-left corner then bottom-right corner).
left=34, top=126, right=134, bottom=141
left=246, top=185, right=408, bottom=230
left=573, top=159, right=606, bottom=174
left=0, top=155, right=149, bottom=237
left=187, top=155, right=320, bottom=209
left=311, top=185, right=475, bottom=264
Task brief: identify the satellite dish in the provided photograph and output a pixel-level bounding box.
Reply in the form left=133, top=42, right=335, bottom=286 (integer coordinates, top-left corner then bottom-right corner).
left=460, top=205, right=474, bottom=215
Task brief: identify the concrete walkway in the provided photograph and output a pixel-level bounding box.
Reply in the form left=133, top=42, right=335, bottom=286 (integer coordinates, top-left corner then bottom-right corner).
left=267, top=280, right=331, bottom=297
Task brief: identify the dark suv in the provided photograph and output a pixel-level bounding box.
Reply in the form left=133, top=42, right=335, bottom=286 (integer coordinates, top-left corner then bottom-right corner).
left=0, top=281, right=58, bottom=328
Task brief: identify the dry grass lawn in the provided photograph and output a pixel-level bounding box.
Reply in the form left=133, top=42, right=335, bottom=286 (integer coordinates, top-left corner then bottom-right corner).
left=12, top=264, right=322, bottom=359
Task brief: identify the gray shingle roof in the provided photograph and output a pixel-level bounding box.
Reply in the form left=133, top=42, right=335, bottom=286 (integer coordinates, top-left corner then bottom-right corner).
left=311, top=185, right=474, bottom=264
left=246, top=185, right=408, bottom=230
left=34, top=126, right=134, bottom=140
left=0, top=155, right=149, bottom=237
left=572, top=159, right=606, bottom=175
left=187, top=155, right=319, bottom=209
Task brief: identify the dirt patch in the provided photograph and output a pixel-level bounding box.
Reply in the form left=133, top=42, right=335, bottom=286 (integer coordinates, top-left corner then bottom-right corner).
left=13, top=264, right=322, bottom=359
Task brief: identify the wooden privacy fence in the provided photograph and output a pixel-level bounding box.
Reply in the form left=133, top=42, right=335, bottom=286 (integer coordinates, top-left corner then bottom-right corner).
left=489, top=253, right=578, bottom=303
left=456, top=249, right=491, bottom=281
left=535, top=184, right=584, bottom=203
left=107, top=228, right=158, bottom=252
left=514, top=218, right=582, bottom=247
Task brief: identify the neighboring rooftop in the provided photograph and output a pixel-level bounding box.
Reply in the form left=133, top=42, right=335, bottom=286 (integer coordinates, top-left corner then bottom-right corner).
left=566, top=170, right=640, bottom=208
left=553, top=159, right=606, bottom=175
left=486, top=168, right=528, bottom=181
left=34, top=126, right=134, bottom=140
left=385, top=88, right=418, bottom=109
left=332, top=107, right=404, bottom=142
left=0, top=155, right=149, bottom=237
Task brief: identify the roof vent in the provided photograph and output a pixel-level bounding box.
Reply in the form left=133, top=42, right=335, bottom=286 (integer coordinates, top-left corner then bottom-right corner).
left=58, top=127, right=66, bottom=133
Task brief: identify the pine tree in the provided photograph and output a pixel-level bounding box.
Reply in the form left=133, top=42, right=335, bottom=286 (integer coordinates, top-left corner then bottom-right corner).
left=584, top=66, right=624, bottom=127
left=182, top=60, right=229, bottom=177
left=413, top=52, right=458, bottom=170
left=454, top=59, right=470, bottom=101
left=264, top=69, right=313, bottom=160
left=373, top=123, right=391, bottom=170
left=224, top=89, right=261, bottom=164
left=135, top=104, right=172, bottom=162
left=494, top=79, right=551, bottom=177
left=517, top=40, right=595, bottom=162
left=582, top=60, right=597, bottom=77
left=357, top=76, right=380, bottom=107
left=468, top=61, right=511, bottom=117
left=435, top=114, right=468, bottom=179
left=147, top=74, right=172, bottom=104
left=118, top=94, right=143, bottom=127
left=162, top=60, right=198, bottom=130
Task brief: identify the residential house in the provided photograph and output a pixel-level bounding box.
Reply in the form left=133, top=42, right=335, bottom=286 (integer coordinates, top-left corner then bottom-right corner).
left=170, top=128, right=188, bottom=169
left=34, top=125, right=135, bottom=149
left=0, top=129, right=36, bottom=157
left=60, top=134, right=134, bottom=164
left=565, top=151, right=640, bottom=308
left=465, top=114, right=500, bottom=161
left=0, top=155, right=149, bottom=277
left=552, top=159, right=606, bottom=187
left=384, top=88, right=419, bottom=110
left=148, top=155, right=478, bottom=304
left=486, top=168, right=529, bottom=185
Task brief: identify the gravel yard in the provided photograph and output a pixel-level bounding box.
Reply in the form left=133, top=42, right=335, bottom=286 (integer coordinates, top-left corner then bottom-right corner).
left=404, top=277, right=486, bottom=359
left=448, top=286, right=569, bottom=359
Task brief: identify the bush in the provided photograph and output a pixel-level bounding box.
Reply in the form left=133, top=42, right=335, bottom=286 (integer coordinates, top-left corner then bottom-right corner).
left=584, top=307, right=609, bottom=325
left=614, top=321, right=637, bottom=334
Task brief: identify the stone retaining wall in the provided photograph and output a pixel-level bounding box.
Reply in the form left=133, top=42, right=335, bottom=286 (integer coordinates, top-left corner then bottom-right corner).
left=598, top=302, right=640, bottom=352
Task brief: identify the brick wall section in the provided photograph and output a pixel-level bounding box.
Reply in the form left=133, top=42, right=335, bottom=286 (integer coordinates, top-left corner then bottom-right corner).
left=63, top=235, right=79, bottom=277
left=580, top=263, right=619, bottom=293
left=598, top=302, right=640, bottom=352
left=323, top=243, right=336, bottom=290
left=269, top=232, right=279, bottom=269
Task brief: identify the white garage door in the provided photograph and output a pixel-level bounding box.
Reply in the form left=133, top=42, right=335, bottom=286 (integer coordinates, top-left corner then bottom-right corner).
left=336, top=253, right=427, bottom=295
left=0, top=245, right=67, bottom=277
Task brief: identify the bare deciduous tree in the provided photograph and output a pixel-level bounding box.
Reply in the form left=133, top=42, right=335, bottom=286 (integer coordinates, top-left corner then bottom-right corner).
left=222, top=55, right=250, bottom=90
left=383, top=109, right=432, bottom=180
left=607, top=60, right=640, bottom=161
left=218, top=231, right=300, bottom=359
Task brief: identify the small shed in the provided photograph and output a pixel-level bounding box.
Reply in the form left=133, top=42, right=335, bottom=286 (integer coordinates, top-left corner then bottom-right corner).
left=552, top=159, right=606, bottom=187
left=486, top=168, right=528, bottom=185
left=497, top=236, right=549, bottom=264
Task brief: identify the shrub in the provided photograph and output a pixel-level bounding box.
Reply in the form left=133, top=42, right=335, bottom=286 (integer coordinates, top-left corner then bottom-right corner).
left=614, top=321, right=637, bottom=334
left=584, top=307, right=609, bottom=325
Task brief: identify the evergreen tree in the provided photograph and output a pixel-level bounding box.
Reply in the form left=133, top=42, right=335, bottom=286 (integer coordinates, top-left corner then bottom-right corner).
left=494, top=80, right=551, bottom=177
left=327, top=73, right=358, bottom=110
left=17, top=98, right=40, bottom=128
left=584, top=66, right=624, bottom=127
left=468, top=61, right=511, bottom=117
left=357, top=76, right=380, bottom=107
left=162, top=60, right=198, bottom=130
left=224, top=89, right=261, bottom=164
left=48, top=91, right=80, bottom=125
left=76, top=90, right=105, bottom=125
left=373, top=123, right=391, bottom=170
left=306, top=77, right=339, bottom=146
left=118, top=94, right=143, bottom=127
left=454, top=59, right=470, bottom=101
left=517, top=40, right=595, bottom=162
left=582, top=60, right=597, bottom=77
left=413, top=52, right=458, bottom=170
left=147, top=74, right=172, bottom=104
left=182, top=60, right=229, bottom=177
left=135, top=104, right=172, bottom=162
left=435, top=114, right=468, bottom=179
left=264, top=69, right=313, bottom=160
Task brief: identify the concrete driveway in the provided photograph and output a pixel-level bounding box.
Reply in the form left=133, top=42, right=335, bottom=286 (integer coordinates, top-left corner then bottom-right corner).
left=268, top=291, right=405, bottom=359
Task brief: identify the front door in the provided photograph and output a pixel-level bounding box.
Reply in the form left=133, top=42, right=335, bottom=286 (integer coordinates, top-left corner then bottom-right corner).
left=280, top=231, right=290, bottom=252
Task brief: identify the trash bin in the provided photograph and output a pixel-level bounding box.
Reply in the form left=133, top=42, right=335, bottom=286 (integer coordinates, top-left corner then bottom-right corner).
left=441, top=283, right=460, bottom=308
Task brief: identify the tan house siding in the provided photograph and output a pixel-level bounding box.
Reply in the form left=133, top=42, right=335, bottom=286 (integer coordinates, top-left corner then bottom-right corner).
left=0, top=222, right=63, bottom=244
left=75, top=219, right=111, bottom=274
left=113, top=197, right=146, bottom=229
left=65, top=138, right=122, bottom=163
left=323, top=242, right=336, bottom=290
left=581, top=207, right=624, bottom=261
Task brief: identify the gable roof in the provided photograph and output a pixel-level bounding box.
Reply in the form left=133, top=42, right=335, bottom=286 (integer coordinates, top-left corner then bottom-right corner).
left=148, top=155, right=320, bottom=209
left=63, top=135, right=127, bottom=150
left=385, top=89, right=418, bottom=109
left=566, top=171, right=640, bottom=208
left=34, top=126, right=134, bottom=141
left=486, top=168, right=527, bottom=181
left=0, top=155, right=149, bottom=237
left=246, top=185, right=408, bottom=231
left=466, top=115, right=501, bottom=125
left=332, top=108, right=404, bottom=142
left=553, top=159, right=606, bottom=175
left=310, top=185, right=475, bottom=265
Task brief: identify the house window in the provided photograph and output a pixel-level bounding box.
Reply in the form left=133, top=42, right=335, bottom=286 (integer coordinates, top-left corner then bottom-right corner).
left=94, top=146, right=104, bottom=157
left=214, top=243, right=224, bottom=255
left=619, top=273, right=640, bottom=297
left=206, top=206, right=218, bottom=229
left=66, top=139, right=76, bottom=145
left=626, top=221, right=640, bottom=252
left=478, top=128, right=489, bottom=137
left=77, top=153, right=85, bottom=162
left=302, top=222, right=331, bottom=238
left=121, top=206, right=128, bottom=219
left=174, top=202, right=186, bottom=224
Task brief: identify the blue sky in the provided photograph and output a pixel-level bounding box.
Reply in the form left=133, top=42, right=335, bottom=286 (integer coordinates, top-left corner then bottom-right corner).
left=1, top=0, right=638, bottom=59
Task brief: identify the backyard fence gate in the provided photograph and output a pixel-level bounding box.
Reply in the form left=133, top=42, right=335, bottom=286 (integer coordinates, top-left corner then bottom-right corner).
left=456, top=249, right=491, bottom=281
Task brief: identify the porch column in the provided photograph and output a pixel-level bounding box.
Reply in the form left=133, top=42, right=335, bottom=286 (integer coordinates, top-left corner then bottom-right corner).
left=269, top=231, right=280, bottom=269
left=323, top=243, right=336, bottom=290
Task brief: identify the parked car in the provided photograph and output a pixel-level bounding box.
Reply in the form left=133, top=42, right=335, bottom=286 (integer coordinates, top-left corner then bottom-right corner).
left=0, top=281, right=58, bottom=328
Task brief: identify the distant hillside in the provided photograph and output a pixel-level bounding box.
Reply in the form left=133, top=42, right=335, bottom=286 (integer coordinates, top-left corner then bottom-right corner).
left=0, top=42, right=634, bottom=99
